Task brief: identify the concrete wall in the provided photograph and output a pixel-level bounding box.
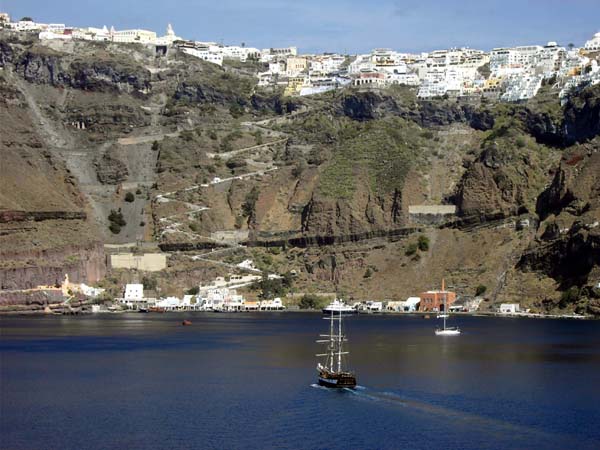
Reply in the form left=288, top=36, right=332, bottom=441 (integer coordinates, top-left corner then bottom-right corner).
left=210, top=230, right=249, bottom=245
left=408, top=205, right=456, bottom=225
left=109, top=253, right=167, bottom=272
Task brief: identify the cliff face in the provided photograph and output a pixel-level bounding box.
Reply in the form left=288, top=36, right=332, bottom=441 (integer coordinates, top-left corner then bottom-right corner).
left=0, top=241, right=106, bottom=291
left=0, top=43, right=152, bottom=94
left=515, top=143, right=600, bottom=313
left=455, top=140, right=552, bottom=217
left=0, top=40, right=106, bottom=297
left=2, top=32, right=600, bottom=314
left=562, top=84, right=600, bottom=146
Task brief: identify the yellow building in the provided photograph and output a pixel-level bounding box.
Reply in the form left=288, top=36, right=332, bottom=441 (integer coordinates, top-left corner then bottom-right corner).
left=284, top=76, right=306, bottom=96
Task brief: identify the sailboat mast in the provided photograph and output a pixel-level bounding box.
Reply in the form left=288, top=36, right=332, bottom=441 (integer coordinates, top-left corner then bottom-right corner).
left=442, top=278, right=447, bottom=330
left=337, top=308, right=342, bottom=372
left=329, top=310, right=334, bottom=371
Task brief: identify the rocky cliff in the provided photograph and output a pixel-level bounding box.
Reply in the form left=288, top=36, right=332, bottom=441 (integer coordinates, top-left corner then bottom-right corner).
left=2, top=31, right=600, bottom=314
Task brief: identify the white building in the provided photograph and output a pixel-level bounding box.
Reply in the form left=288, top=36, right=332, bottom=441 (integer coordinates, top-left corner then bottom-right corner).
left=72, top=26, right=111, bottom=41
left=112, top=29, right=157, bottom=44
left=11, top=20, right=44, bottom=32
left=259, top=298, right=285, bottom=310
left=80, top=284, right=105, bottom=298
left=386, top=297, right=420, bottom=312
left=39, top=30, right=72, bottom=40
left=181, top=47, right=223, bottom=66
left=584, top=32, right=600, bottom=52
left=364, top=301, right=383, bottom=312
left=501, top=74, right=543, bottom=101
left=154, top=23, right=179, bottom=46
left=124, top=284, right=144, bottom=300
left=499, top=303, right=521, bottom=314
left=221, top=45, right=261, bottom=61
left=120, top=283, right=157, bottom=309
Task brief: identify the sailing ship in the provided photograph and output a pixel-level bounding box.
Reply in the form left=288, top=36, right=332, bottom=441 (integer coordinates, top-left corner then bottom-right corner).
left=316, top=309, right=357, bottom=388
left=435, top=279, right=461, bottom=336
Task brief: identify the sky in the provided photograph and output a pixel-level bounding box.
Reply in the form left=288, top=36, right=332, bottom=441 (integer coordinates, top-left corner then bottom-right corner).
left=1, top=0, right=599, bottom=54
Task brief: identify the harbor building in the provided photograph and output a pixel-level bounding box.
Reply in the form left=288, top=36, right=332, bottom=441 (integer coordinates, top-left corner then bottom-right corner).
left=419, top=289, right=457, bottom=312
left=499, top=303, right=521, bottom=314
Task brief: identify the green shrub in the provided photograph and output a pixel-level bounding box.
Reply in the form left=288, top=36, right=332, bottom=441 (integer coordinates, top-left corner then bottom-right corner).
left=108, top=209, right=126, bottom=234
left=124, top=192, right=135, bottom=202
left=229, top=103, right=245, bottom=118
left=142, top=276, right=157, bottom=291
left=299, top=294, right=323, bottom=309
left=151, top=140, right=160, bottom=151
left=559, top=286, right=580, bottom=307
left=405, top=242, right=418, bottom=256
left=242, top=186, right=259, bottom=218
left=475, top=285, right=487, bottom=296
left=417, top=235, right=430, bottom=251
left=186, top=286, right=199, bottom=295
left=363, top=267, right=373, bottom=278
left=180, top=129, right=195, bottom=142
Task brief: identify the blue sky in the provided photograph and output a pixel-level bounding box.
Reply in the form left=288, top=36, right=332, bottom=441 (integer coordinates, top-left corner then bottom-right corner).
left=1, top=0, right=598, bottom=54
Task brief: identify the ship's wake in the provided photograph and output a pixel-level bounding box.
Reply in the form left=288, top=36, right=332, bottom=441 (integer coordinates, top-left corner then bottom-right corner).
left=310, top=384, right=575, bottom=445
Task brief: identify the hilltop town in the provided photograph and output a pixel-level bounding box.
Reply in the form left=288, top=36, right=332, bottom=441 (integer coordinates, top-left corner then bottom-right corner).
left=0, top=11, right=599, bottom=316
left=2, top=13, right=599, bottom=101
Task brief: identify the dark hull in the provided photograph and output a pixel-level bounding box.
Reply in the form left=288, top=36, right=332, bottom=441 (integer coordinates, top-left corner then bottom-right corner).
left=318, top=372, right=357, bottom=389
left=322, top=309, right=357, bottom=315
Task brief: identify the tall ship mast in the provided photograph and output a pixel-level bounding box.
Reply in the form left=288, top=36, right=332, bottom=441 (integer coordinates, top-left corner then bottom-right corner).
left=316, top=309, right=357, bottom=388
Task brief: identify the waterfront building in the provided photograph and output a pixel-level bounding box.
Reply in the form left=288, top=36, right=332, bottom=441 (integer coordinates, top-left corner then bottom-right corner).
left=119, top=283, right=157, bottom=310
left=499, top=303, right=520, bottom=314
left=124, top=283, right=144, bottom=301
left=419, top=289, right=457, bottom=312
left=259, top=298, right=285, bottom=310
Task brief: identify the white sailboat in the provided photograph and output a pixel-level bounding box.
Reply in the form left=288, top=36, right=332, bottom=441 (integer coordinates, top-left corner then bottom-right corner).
left=435, top=279, right=461, bottom=336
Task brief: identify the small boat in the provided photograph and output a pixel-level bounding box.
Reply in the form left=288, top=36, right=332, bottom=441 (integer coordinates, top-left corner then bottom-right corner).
left=435, top=279, right=461, bottom=336
left=182, top=320, right=192, bottom=326
left=316, top=309, right=357, bottom=389
left=138, top=307, right=148, bottom=313
left=322, top=299, right=356, bottom=315
left=149, top=307, right=165, bottom=313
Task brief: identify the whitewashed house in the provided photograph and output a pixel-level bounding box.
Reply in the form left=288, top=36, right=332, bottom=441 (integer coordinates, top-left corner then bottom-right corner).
left=499, top=303, right=520, bottom=314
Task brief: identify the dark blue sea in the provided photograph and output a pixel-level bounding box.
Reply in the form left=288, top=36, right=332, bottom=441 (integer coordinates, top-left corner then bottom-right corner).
left=1, top=313, right=599, bottom=450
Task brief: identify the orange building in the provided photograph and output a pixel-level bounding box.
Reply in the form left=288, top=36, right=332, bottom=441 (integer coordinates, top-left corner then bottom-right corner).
left=419, top=281, right=457, bottom=312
